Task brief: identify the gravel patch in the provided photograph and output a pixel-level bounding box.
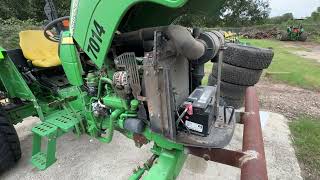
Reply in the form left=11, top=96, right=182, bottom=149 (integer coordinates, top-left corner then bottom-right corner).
left=256, top=78, right=320, bottom=119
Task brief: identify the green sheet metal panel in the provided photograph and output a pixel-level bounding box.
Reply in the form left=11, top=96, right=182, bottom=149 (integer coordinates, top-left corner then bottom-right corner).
left=71, top=0, right=225, bottom=69
left=0, top=50, right=36, bottom=101
left=0, top=48, right=44, bottom=120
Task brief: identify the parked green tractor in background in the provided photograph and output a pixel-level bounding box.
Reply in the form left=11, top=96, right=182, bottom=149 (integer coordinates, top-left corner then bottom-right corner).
left=0, top=0, right=273, bottom=179
left=278, top=18, right=308, bottom=41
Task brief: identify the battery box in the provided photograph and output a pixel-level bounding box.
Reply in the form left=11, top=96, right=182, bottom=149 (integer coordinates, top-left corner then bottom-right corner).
left=178, top=86, right=216, bottom=136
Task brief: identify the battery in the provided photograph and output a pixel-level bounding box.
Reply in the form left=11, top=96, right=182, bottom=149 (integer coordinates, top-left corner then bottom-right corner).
left=178, top=86, right=216, bottom=136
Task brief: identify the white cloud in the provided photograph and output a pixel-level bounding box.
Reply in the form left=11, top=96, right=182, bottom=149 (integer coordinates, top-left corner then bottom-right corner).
left=269, top=0, right=320, bottom=18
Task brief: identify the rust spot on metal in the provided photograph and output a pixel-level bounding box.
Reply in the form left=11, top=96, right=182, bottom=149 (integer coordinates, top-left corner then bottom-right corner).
left=239, top=150, right=259, bottom=167
left=203, top=154, right=210, bottom=161
left=133, top=134, right=148, bottom=146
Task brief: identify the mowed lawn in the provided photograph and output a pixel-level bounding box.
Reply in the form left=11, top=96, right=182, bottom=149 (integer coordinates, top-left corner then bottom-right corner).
left=243, top=39, right=320, bottom=91
left=289, top=116, right=320, bottom=179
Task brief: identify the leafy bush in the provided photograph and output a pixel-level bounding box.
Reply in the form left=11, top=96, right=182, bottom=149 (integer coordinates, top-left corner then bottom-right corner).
left=0, top=18, right=42, bottom=49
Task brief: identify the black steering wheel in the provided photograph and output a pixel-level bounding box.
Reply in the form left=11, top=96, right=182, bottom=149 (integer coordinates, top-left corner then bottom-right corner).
left=44, top=16, right=70, bottom=42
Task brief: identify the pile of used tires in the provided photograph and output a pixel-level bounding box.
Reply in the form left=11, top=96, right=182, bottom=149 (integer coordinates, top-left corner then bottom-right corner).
left=208, top=43, right=274, bottom=108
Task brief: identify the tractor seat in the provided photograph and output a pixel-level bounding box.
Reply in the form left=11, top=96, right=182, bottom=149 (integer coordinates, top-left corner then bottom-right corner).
left=19, top=30, right=61, bottom=68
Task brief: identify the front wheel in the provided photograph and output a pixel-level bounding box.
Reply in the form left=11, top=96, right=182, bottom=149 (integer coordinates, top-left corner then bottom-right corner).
left=0, top=111, right=21, bottom=173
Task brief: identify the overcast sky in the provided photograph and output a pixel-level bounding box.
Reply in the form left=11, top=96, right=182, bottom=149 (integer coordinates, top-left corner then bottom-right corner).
left=269, top=0, right=320, bottom=18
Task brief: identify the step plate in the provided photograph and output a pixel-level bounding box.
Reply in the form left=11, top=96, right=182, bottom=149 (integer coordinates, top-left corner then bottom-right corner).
left=31, top=152, right=48, bottom=170
left=46, top=111, right=80, bottom=132
left=32, top=122, right=57, bottom=137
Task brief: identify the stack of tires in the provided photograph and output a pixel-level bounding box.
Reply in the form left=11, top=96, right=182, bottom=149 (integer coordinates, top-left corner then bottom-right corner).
left=208, top=43, right=274, bottom=108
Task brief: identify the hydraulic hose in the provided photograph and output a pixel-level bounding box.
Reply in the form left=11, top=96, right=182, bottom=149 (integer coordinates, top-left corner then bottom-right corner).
left=98, top=109, right=124, bottom=143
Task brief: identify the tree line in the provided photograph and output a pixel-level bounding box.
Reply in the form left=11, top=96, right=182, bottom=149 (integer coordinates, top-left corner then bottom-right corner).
left=0, top=0, right=70, bottom=21
left=267, top=7, right=320, bottom=25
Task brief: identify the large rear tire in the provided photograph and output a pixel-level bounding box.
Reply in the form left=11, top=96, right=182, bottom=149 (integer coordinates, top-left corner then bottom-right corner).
left=277, top=32, right=288, bottom=41
left=0, top=111, right=21, bottom=173
left=299, top=33, right=307, bottom=42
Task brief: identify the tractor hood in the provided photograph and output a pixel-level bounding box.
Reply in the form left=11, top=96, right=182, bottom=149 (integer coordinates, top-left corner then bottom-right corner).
left=118, top=0, right=226, bottom=32
left=71, top=0, right=225, bottom=68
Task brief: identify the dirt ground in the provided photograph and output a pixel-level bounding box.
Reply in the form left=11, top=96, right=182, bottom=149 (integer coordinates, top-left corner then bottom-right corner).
left=2, top=112, right=302, bottom=180
left=256, top=77, right=320, bottom=119
left=284, top=41, right=320, bottom=63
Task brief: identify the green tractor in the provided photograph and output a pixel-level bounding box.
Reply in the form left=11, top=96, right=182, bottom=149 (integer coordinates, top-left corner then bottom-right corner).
left=278, top=18, right=308, bottom=41
left=0, top=0, right=273, bottom=179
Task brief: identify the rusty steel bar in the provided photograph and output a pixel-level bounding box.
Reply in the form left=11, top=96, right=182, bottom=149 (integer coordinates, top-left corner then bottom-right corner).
left=241, top=86, right=268, bottom=180
left=186, top=86, right=268, bottom=180
left=187, top=147, right=245, bottom=168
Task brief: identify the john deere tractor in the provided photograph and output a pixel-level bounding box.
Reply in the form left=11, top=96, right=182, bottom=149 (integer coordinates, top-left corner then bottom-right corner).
left=278, top=18, right=308, bottom=41
left=0, top=0, right=273, bottom=179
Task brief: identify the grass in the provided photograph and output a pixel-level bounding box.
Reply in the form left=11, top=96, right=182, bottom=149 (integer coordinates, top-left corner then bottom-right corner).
left=201, top=62, right=213, bottom=85
left=242, top=39, right=320, bottom=90
left=289, top=116, right=320, bottom=179
left=0, top=18, right=41, bottom=49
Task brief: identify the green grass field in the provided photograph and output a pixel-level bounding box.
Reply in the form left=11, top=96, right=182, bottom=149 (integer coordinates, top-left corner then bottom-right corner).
left=289, top=117, right=320, bottom=179
left=243, top=39, right=320, bottom=90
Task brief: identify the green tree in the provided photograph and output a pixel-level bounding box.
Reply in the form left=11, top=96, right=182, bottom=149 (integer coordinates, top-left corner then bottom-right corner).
left=311, top=11, right=320, bottom=21
left=0, top=0, right=31, bottom=20
left=0, top=0, right=70, bottom=21
left=268, top=13, right=294, bottom=24
left=218, top=0, right=270, bottom=27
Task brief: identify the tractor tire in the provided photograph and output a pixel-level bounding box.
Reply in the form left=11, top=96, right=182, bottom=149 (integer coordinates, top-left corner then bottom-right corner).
left=208, top=74, right=247, bottom=99
left=222, top=43, right=274, bottom=70
left=212, top=63, right=263, bottom=86
left=299, top=33, right=307, bottom=42
left=277, top=32, right=288, bottom=41
left=223, top=96, right=244, bottom=109
left=0, top=111, right=21, bottom=173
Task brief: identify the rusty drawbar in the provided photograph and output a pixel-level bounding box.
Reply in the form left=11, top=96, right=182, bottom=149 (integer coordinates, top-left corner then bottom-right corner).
left=187, top=86, right=268, bottom=180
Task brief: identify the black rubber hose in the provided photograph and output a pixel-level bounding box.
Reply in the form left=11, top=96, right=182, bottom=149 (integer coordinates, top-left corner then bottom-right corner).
left=114, top=25, right=206, bottom=60
left=165, top=25, right=205, bottom=60
left=191, top=64, right=205, bottom=91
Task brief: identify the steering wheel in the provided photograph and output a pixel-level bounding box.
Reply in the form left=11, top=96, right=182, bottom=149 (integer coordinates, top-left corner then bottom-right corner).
left=44, top=16, right=70, bottom=42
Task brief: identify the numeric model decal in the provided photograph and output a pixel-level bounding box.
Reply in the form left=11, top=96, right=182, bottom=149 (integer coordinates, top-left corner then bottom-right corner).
left=87, top=20, right=105, bottom=59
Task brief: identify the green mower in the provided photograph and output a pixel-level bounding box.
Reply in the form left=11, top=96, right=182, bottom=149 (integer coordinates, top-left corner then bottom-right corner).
left=0, top=0, right=273, bottom=179
left=277, top=18, right=308, bottom=41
